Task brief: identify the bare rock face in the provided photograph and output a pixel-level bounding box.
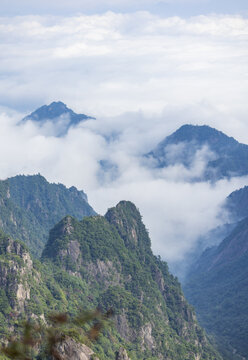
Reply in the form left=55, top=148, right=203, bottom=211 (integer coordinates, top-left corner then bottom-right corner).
left=54, top=337, right=99, bottom=360
left=115, top=347, right=131, bottom=360
left=0, top=237, right=33, bottom=311
left=60, top=240, right=81, bottom=264
left=86, top=259, right=120, bottom=286
left=140, top=323, right=155, bottom=351
left=115, top=312, right=135, bottom=342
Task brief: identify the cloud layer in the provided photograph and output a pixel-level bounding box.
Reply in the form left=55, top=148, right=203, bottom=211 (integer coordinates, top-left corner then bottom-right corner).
left=1, top=107, right=248, bottom=278
left=0, top=13, right=248, bottom=138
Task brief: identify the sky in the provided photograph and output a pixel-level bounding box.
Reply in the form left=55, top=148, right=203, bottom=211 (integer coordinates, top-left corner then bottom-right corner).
left=0, top=0, right=248, bottom=277
left=1, top=0, right=248, bottom=17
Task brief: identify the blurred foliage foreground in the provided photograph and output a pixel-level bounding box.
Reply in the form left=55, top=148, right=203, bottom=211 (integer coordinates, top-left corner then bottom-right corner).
left=0, top=309, right=113, bottom=360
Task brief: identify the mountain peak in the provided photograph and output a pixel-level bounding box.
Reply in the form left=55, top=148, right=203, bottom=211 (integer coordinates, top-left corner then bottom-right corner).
left=147, top=123, right=248, bottom=181
left=21, top=101, right=95, bottom=136
left=41, top=101, right=69, bottom=116
left=164, top=124, right=237, bottom=146
left=105, top=200, right=151, bottom=253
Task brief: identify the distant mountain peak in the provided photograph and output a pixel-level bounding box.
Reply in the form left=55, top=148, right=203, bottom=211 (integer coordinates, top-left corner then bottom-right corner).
left=161, top=124, right=237, bottom=146
left=37, top=101, right=70, bottom=118
left=21, top=101, right=95, bottom=136
left=146, top=123, right=248, bottom=181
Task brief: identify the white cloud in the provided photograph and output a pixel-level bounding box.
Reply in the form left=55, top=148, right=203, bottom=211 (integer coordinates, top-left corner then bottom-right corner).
left=0, top=13, right=248, bottom=122
left=1, top=106, right=248, bottom=279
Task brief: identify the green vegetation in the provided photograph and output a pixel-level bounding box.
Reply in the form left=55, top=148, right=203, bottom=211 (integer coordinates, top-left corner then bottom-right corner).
left=0, top=176, right=222, bottom=359
left=0, top=174, right=95, bottom=256
left=41, top=201, right=221, bottom=359
left=1, top=310, right=113, bottom=360
left=184, top=217, right=248, bottom=359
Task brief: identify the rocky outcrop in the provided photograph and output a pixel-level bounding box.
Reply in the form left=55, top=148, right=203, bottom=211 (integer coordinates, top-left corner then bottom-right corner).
left=60, top=240, right=81, bottom=264
left=54, top=337, right=99, bottom=360
left=86, top=259, right=120, bottom=286
left=115, top=347, right=131, bottom=360
left=140, top=323, right=155, bottom=351
left=0, top=234, right=33, bottom=311
left=105, top=201, right=150, bottom=251
left=115, top=312, right=135, bottom=342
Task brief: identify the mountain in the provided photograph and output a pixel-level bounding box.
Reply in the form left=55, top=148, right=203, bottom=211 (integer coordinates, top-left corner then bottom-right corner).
left=21, top=101, right=95, bottom=136
left=0, top=210, right=221, bottom=359
left=224, top=185, right=248, bottom=222
left=41, top=200, right=222, bottom=360
left=146, top=124, right=248, bottom=181
left=0, top=228, right=103, bottom=359
left=0, top=174, right=96, bottom=256
left=184, top=214, right=248, bottom=360
left=0, top=176, right=223, bottom=359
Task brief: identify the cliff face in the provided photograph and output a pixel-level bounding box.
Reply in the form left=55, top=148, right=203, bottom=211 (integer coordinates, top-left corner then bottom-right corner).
left=42, top=201, right=221, bottom=360
left=0, top=232, right=33, bottom=313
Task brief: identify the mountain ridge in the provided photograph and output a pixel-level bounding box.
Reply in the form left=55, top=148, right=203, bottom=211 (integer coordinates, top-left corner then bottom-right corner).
left=0, top=174, right=96, bottom=256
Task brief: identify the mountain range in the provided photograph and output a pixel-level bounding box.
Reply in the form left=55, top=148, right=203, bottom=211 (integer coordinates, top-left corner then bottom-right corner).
left=0, top=179, right=222, bottom=359
left=21, top=102, right=248, bottom=183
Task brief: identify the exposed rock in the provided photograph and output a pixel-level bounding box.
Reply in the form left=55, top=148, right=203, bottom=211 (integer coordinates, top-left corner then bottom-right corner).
left=115, top=312, right=135, bottom=342
left=86, top=259, right=120, bottom=286
left=61, top=216, right=74, bottom=235
left=115, top=347, right=131, bottom=360
left=154, top=268, right=165, bottom=292
left=0, top=237, right=33, bottom=311
left=54, top=336, right=99, bottom=360
left=60, top=240, right=81, bottom=263
left=140, top=323, right=155, bottom=351
left=16, top=283, right=30, bottom=309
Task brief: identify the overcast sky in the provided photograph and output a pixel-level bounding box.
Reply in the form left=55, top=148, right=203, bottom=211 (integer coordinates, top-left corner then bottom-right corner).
left=1, top=0, right=248, bottom=17
left=0, top=1, right=248, bottom=276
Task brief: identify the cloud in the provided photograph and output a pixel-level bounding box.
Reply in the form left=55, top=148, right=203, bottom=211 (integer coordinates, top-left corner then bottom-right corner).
left=0, top=12, right=248, bottom=124
left=1, top=106, right=248, bottom=280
